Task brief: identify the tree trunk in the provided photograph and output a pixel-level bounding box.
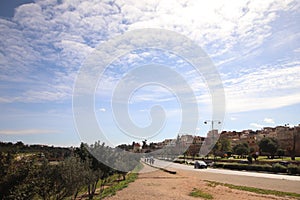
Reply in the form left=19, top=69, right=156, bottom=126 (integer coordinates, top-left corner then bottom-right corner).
left=291, top=134, right=296, bottom=160
left=88, top=185, right=93, bottom=200
left=73, top=190, right=78, bottom=200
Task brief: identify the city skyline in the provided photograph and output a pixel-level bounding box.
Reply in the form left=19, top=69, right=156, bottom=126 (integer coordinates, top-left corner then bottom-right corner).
left=0, top=0, right=299, bottom=147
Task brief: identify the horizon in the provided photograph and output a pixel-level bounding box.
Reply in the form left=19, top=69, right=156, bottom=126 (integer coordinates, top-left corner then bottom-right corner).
left=1, top=123, right=299, bottom=148
left=0, top=0, right=299, bottom=147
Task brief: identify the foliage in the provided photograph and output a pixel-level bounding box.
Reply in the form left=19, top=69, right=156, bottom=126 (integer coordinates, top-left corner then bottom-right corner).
left=213, top=162, right=300, bottom=174
left=287, top=164, right=300, bottom=175
left=0, top=156, right=93, bottom=200
left=252, top=153, right=258, bottom=161
left=258, top=137, right=279, bottom=158
left=277, top=149, right=285, bottom=158
left=185, top=144, right=201, bottom=158
left=75, top=142, right=111, bottom=200
left=0, top=154, right=36, bottom=200
left=59, top=156, right=89, bottom=199
left=117, top=143, right=132, bottom=151
left=212, top=138, right=231, bottom=158
left=101, top=173, right=138, bottom=199
left=272, top=163, right=287, bottom=173
left=0, top=141, right=72, bottom=161
left=189, top=188, right=213, bottom=199
left=213, top=162, right=273, bottom=172
left=247, top=155, right=253, bottom=164
left=233, top=143, right=249, bottom=157
left=0, top=141, right=139, bottom=200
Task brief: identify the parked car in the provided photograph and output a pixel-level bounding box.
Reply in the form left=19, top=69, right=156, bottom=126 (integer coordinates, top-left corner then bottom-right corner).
left=194, top=161, right=207, bottom=169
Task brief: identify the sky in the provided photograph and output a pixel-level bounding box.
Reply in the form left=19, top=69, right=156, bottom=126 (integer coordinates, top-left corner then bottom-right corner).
left=0, top=0, right=299, bottom=147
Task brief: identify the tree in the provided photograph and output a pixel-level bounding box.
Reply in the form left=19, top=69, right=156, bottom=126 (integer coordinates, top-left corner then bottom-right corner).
left=34, top=159, right=65, bottom=200
left=290, top=128, right=299, bottom=160
left=252, top=153, right=258, bottom=161
left=149, top=142, right=156, bottom=150
left=233, top=143, right=249, bottom=158
left=185, top=144, right=201, bottom=159
left=76, top=142, right=117, bottom=200
left=142, top=140, right=147, bottom=149
left=117, top=144, right=132, bottom=151
left=259, top=137, right=279, bottom=159
left=220, top=138, right=231, bottom=153
left=210, top=138, right=232, bottom=158
left=59, top=156, right=87, bottom=199
left=277, top=149, right=285, bottom=159
left=0, top=154, right=36, bottom=200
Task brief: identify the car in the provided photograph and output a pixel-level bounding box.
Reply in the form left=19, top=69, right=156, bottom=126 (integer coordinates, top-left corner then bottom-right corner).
left=194, top=161, right=207, bottom=169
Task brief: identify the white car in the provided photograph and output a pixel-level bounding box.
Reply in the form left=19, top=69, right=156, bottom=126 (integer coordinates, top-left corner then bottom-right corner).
left=194, top=161, right=207, bottom=169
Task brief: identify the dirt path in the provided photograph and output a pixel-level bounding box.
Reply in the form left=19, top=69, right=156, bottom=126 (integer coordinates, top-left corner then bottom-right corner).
left=105, top=164, right=297, bottom=200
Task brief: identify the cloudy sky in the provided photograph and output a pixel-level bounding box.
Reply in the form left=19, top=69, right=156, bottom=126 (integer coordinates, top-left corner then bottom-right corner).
left=0, top=0, right=299, bottom=147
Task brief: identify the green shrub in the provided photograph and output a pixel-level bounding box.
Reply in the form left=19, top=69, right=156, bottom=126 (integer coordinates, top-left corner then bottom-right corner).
left=213, top=162, right=296, bottom=174
left=261, top=164, right=273, bottom=171
left=249, top=164, right=273, bottom=172
left=287, top=164, right=298, bottom=175
left=246, top=164, right=260, bottom=171
left=173, top=160, right=185, bottom=164
left=213, top=162, right=224, bottom=168
left=272, top=163, right=287, bottom=173
left=223, top=163, right=247, bottom=170
left=215, top=163, right=274, bottom=172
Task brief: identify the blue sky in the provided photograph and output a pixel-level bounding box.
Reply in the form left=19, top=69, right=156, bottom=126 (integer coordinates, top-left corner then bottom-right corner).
left=0, top=0, right=299, bottom=147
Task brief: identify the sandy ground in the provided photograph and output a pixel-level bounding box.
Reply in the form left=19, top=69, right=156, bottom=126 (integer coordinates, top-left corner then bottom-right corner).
left=105, top=164, right=298, bottom=200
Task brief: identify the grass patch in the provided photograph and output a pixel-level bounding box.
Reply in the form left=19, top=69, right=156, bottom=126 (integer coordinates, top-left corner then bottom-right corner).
left=99, top=163, right=143, bottom=199
left=205, top=180, right=300, bottom=199
left=132, top=162, right=144, bottom=173
left=99, top=173, right=138, bottom=199
left=189, top=188, right=213, bottom=199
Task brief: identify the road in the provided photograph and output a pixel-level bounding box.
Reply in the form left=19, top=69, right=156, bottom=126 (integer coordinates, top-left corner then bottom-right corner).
left=145, top=159, right=300, bottom=193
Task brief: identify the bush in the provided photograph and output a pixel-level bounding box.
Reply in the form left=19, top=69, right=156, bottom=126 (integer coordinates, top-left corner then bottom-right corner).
left=214, top=163, right=274, bottom=173
left=213, top=162, right=299, bottom=174
left=219, top=163, right=247, bottom=171
left=261, top=164, right=273, bottom=171
left=246, top=164, right=262, bottom=171
left=272, top=163, right=287, bottom=173
left=287, top=164, right=298, bottom=175
left=173, top=160, right=185, bottom=164
left=213, top=162, right=224, bottom=168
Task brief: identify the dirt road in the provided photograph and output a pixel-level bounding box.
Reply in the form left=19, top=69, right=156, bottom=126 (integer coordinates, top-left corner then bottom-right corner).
left=105, top=164, right=298, bottom=200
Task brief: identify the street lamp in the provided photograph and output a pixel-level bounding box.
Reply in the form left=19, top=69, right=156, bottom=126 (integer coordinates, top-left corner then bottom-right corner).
left=204, top=120, right=221, bottom=161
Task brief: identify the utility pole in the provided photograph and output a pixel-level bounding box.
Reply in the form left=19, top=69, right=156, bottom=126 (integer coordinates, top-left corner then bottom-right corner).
left=204, top=120, right=221, bottom=162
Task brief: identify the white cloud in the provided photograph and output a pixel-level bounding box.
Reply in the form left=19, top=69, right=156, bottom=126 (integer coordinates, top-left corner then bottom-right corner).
left=230, top=117, right=237, bottom=121
left=264, top=118, right=275, bottom=124
left=99, top=108, right=106, bottom=112
left=0, top=0, right=299, bottom=106
left=0, top=129, right=61, bottom=135
left=294, top=48, right=300, bottom=53
left=250, top=123, right=264, bottom=129
left=224, top=61, right=300, bottom=112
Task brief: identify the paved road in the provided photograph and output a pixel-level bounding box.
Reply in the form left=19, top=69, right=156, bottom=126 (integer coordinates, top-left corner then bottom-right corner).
left=146, top=159, right=300, bottom=193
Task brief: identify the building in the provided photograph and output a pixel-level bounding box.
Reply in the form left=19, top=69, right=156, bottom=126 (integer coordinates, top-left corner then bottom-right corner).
left=133, top=143, right=141, bottom=152
left=220, top=124, right=300, bottom=156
